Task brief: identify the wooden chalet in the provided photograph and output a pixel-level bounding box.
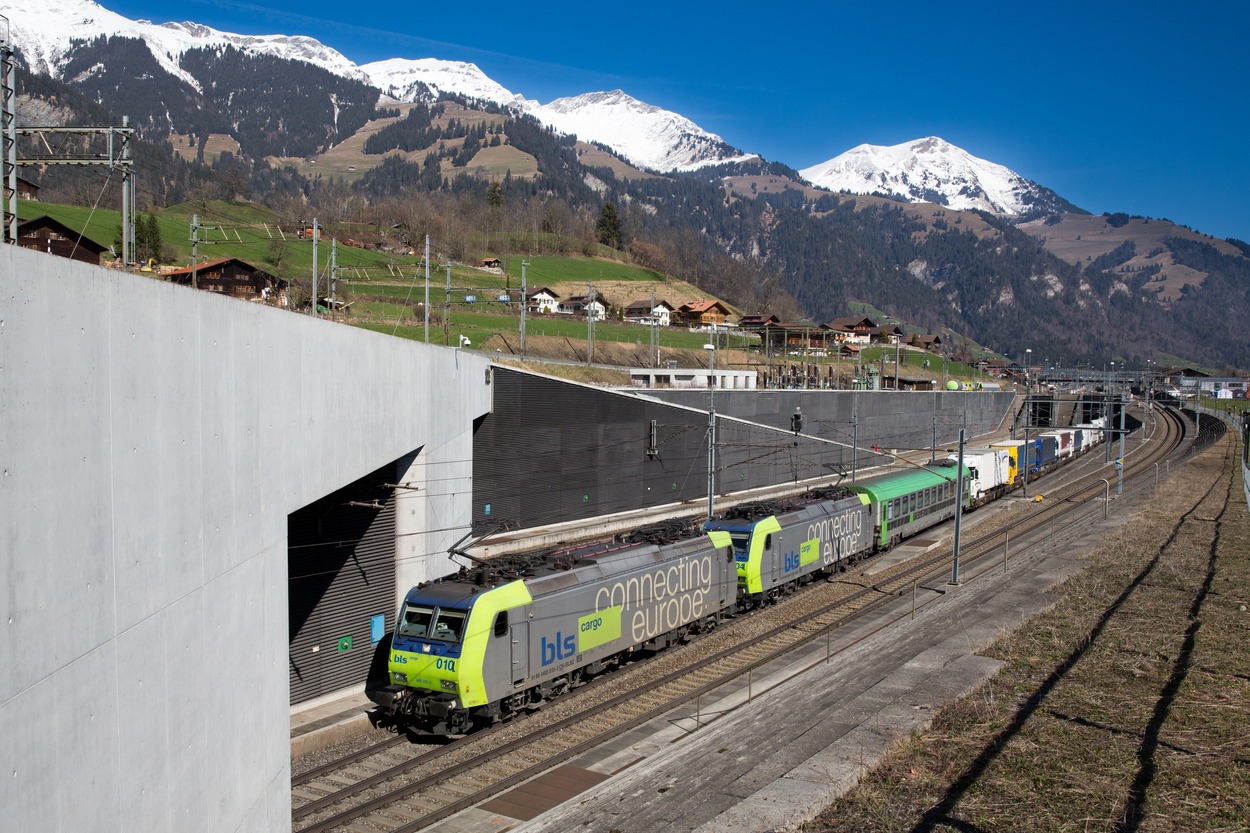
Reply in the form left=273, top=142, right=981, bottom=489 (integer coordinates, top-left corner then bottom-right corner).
left=911, top=334, right=944, bottom=352
left=17, top=215, right=109, bottom=265
left=826, top=315, right=877, bottom=335
left=871, top=324, right=905, bottom=344
left=738, top=313, right=782, bottom=331
left=165, top=257, right=287, bottom=305
left=17, top=175, right=40, bottom=201
left=676, top=299, right=732, bottom=327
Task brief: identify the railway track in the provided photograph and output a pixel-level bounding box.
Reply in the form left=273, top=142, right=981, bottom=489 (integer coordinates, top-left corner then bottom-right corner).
left=292, top=403, right=1192, bottom=832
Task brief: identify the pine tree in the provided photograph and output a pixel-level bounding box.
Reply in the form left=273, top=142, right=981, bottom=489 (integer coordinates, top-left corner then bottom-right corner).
left=596, top=202, right=622, bottom=251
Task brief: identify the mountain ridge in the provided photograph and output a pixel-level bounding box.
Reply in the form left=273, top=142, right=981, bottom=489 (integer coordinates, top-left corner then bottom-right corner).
left=3, top=0, right=1058, bottom=197
left=6, top=0, right=1250, bottom=370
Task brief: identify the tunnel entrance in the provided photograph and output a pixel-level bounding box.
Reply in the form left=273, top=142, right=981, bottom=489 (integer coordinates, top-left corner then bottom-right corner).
left=287, top=453, right=414, bottom=705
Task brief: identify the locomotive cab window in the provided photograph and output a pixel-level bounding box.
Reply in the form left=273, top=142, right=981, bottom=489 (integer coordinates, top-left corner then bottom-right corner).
left=764, top=533, right=772, bottom=551
left=493, top=611, right=508, bottom=637
left=429, top=608, right=467, bottom=643
left=398, top=603, right=434, bottom=638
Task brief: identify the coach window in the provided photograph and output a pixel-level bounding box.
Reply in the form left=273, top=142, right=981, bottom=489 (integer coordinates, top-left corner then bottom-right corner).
left=493, top=611, right=508, bottom=637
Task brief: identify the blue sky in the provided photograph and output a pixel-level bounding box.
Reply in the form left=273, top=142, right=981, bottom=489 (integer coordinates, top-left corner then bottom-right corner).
left=106, top=0, right=1249, bottom=242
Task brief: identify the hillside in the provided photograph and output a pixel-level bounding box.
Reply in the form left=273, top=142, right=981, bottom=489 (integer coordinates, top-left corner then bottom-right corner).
left=10, top=25, right=1250, bottom=371
left=1019, top=212, right=1246, bottom=304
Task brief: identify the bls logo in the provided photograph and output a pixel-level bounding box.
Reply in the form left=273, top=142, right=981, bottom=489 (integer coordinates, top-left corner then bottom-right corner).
left=540, top=632, right=576, bottom=666
left=784, top=551, right=802, bottom=573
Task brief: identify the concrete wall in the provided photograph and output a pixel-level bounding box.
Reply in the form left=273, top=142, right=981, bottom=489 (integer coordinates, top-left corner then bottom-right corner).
left=0, top=245, right=490, bottom=832
left=641, top=388, right=1015, bottom=454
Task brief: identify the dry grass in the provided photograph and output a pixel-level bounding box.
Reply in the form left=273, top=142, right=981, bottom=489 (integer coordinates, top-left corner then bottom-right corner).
left=805, top=434, right=1250, bottom=832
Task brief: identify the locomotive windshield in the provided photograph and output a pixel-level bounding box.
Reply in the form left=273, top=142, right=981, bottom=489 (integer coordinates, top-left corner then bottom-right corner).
left=396, top=602, right=467, bottom=644
left=727, top=531, right=751, bottom=561
left=398, top=604, right=434, bottom=637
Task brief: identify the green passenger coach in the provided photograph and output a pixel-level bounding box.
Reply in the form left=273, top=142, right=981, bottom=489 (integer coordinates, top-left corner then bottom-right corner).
left=847, top=461, right=970, bottom=549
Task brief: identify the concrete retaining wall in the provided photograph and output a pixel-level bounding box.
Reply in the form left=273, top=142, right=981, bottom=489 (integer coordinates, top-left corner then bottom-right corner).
left=0, top=245, right=490, bottom=832
left=642, top=388, right=1015, bottom=455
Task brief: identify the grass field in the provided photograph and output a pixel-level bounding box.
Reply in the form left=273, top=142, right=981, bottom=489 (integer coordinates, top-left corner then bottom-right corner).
left=17, top=198, right=995, bottom=381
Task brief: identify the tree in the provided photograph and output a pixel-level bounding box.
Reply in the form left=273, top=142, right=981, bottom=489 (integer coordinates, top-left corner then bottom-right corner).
left=596, top=202, right=622, bottom=251
left=137, top=213, right=163, bottom=263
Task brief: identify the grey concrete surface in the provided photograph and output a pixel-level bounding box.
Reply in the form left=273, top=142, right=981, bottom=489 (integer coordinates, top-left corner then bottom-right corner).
left=0, top=245, right=491, bottom=832
left=644, top=387, right=1015, bottom=456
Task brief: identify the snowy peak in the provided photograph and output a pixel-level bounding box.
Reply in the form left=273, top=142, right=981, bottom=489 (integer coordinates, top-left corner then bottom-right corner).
left=800, top=136, right=1062, bottom=217
left=361, top=58, right=529, bottom=107
left=2, top=0, right=365, bottom=89
left=528, top=90, right=755, bottom=173
left=2, top=0, right=750, bottom=173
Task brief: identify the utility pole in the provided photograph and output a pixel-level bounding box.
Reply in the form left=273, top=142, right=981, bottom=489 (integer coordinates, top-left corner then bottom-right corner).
left=1117, top=389, right=1126, bottom=496
left=704, top=342, right=716, bottom=520
left=851, top=393, right=859, bottom=484
left=649, top=289, right=657, bottom=368
left=310, top=218, right=319, bottom=316
left=423, top=235, right=430, bottom=342
left=330, top=238, right=338, bottom=317
left=119, top=116, right=133, bottom=266
left=444, top=262, right=452, bottom=346
left=520, top=259, right=528, bottom=357
left=894, top=338, right=901, bottom=390
left=951, top=428, right=966, bottom=586
left=9, top=120, right=135, bottom=251
left=586, top=281, right=595, bottom=365
left=190, top=214, right=200, bottom=289
left=1, top=16, right=16, bottom=244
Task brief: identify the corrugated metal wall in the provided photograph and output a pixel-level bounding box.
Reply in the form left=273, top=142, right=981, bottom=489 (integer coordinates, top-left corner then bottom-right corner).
left=288, top=456, right=410, bottom=705
left=472, top=369, right=856, bottom=533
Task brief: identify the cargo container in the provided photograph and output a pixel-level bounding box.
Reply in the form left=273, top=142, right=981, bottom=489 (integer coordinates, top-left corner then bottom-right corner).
left=1041, top=429, right=1073, bottom=459
left=948, top=446, right=1013, bottom=505
left=989, top=439, right=1026, bottom=486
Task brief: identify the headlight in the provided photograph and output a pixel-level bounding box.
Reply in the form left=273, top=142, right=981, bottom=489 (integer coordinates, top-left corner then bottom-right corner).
left=393, top=672, right=408, bottom=683
left=440, top=679, right=457, bottom=692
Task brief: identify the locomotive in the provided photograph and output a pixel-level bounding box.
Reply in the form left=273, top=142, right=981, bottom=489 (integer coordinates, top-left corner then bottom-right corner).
left=373, top=427, right=1104, bottom=734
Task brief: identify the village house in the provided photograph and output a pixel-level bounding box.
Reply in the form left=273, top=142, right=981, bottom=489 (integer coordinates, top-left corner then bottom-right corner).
left=557, top=294, right=609, bottom=321
left=17, top=174, right=41, bottom=201
left=870, top=324, right=905, bottom=345
left=165, top=257, right=288, bottom=306
left=676, top=299, right=732, bottom=328
left=522, top=287, right=559, bottom=314
left=17, top=215, right=109, bottom=265
left=738, top=313, right=782, bottom=331
left=623, top=299, right=675, bottom=327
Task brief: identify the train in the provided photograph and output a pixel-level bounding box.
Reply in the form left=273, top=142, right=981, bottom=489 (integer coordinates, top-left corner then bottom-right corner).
left=371, top=422, right=1105, bottom=734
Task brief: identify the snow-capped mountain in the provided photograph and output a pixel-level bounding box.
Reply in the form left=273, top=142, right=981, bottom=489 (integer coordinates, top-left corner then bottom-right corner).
left=0, top=0, right=750, bottom=173
left=2, top=1, right=1073, bottom=195
left=362, top=58, right=530, bottom=110
left=800, top=137, right=1074, bottom=218
left=3, top=0, right=367, bottom=91
left=525, top=91, right=756, bottom=173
